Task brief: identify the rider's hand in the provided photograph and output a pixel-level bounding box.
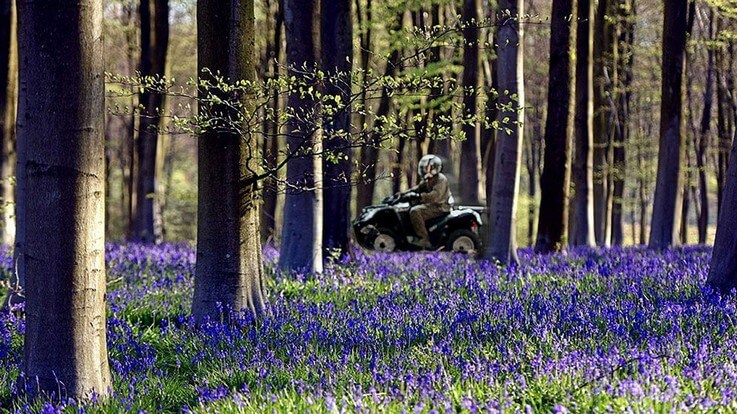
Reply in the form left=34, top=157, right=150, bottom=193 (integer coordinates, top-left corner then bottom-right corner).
left=405, top=192, right=419, bottom=200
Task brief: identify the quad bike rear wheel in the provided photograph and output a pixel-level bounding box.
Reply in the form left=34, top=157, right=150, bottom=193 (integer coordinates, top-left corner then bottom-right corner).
left=446, top=229, right=480, bottom=254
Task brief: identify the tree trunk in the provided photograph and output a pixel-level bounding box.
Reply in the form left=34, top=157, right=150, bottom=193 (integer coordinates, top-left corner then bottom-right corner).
left=123, top=3, right=137, bottom=240
left=17, top=0, right=111, bottom=396
left=592, top=0, right=610, bottom=246
left=459, top=0, right=481, bottom=205
left=610, top=0, right=634, bottom=246
left=485, top=0, right=524, bottom=265
left=648, top=0, right=688, bottom=249
left=534, top=0, right=575, bottom=253
left=134, top=0, right=168, bottom=244
left=716, top=33, right=736, bottom=214
left=570, top=0, right=596, bottom=246
left=321, top=0, right=352, bottom=258
left=193, top=0, right=266, bottom=323
left=0, top=0, right=16, bottom=247
left=707, top=129, right=737, bottom=292
left=279, top=0, right=323, bottom=273
left=260, top=0, right=283, bottom=244
left=356, top=14, right=401, bottom=210
left=696, top=11, right=715, bottom=244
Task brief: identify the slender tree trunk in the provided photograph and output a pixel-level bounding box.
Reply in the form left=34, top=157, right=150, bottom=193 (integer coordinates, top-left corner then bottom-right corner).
left=485, top=0, right=524, bottom=265
left=459, top=0, right=481, bottom=205
left=696, top=11, right=715, bottom=244
left=637, top=123, right=648, bottom=245
left=707, top=129, right=737, bottom=292
left=0, top=0, right=16, bottom=247
left=134, top=0, right=168, bottom=244
left=535, top=0, right=575, bottom=253
left=193, top=0, right=266, bottom=323
left=17, top=0, right=111, bottom=396
left=356, top=14, right=401, bottom=209
left=680, top=149, right=691, bottom=244
left=261, top=0, right=283, bottom=244
left=593, top=0, right=610, bottom=246
left=122, top=3, right=137, bottom=239
left=1, top=0, right=18, bottom=308
left=321, top=0, right=352, bottom=258
left=610, top=0, right=634, bottom=246
left=571, top=0, right=596, bottom=246
left=648, top=0, right=688, bottom=249
left=279, top=0, right=323, bottom=273
left=717, top=34, right=736, bottom=213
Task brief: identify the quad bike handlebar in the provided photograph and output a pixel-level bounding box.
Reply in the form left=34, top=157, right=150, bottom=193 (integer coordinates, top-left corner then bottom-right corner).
left=385, top=192, right=420, bottom=206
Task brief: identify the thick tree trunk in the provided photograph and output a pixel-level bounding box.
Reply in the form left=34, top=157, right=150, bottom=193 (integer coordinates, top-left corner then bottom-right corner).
left=707, top=131, right=737, bottom=292
left=321, top=0, right=352, bottom=257
left=648, top=0, right=688, bottom=249
left=193, top=0, right=266, bottom=323
left=570, top=0, right=596, bottom=246
left=279, top=0, right=323, bottom=273
left=459, top=0, right=481, bottom=205
left=485, top=0, right=523, bottom=265
left=260, top=0, right=283, bottom=244
left=17, top=0, right=111, bottom=396
left=134, top=0, right=168, bottom=244
left=0, top=0, right=16, bottom=247
left=534, top=0, right=575, bottom=253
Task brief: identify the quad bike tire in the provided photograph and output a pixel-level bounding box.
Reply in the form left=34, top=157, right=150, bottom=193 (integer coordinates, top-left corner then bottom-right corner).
left=373, top=228, right=398, bottom=252
left=445, top=229, right=480, bottom=254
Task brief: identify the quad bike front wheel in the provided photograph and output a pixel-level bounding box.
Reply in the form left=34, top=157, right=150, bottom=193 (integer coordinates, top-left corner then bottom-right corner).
left=373, top=228, right=398, bottom=252
left=446, top=229, right=480, bottom=254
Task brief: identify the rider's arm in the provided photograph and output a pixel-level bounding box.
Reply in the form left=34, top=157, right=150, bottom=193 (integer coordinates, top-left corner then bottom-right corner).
left=420, top=176, right=448, bottom=204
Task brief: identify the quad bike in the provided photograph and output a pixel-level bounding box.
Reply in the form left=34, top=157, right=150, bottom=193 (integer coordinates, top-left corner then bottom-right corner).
left=353, top=193, right=485, bottom=254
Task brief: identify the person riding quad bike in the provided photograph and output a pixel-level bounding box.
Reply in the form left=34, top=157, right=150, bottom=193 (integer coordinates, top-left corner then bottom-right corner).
left=396, top=154, right=452, bottom=249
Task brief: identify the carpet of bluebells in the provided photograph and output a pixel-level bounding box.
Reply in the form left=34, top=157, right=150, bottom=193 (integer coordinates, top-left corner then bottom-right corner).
left=1, top=244, right=737, bottom=412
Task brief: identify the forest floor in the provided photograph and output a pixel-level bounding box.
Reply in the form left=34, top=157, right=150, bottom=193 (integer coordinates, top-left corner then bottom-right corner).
left=1, top=244, right=736, bottom=412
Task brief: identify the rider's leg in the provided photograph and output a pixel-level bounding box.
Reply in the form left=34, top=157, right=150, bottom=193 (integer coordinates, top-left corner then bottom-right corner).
left=410, top=205, right=443, bottom=248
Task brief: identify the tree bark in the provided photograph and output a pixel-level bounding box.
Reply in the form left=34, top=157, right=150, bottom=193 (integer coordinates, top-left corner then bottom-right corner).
left=534, top=0, right=575, bottom=253
left=260, top=0, right=283, bottom=244
left=485, top=0, right=524, bottom=265
left=279, top=0, right=323, bottom=273
left=707, top=128, right=737, bottom=292
left=321, top=0, right=352, bottom=258
left=716, top=32, right=736, bottom=214
left=592, top=0, right=610, bottom=246
left=355, top=14, right=401, bottom=210
left=648, top=0, right=688, bottom=249
left=459, top=0, right=482, bottom=205
left=193, top=0, right=267, bottom=323
left=570, top=0, right=596, bottom=246
left=610, top=0, right=634, bottom=246
left=0, top=0, right=16, bottom=247
left=696, top=10, right=715, bottom=244
left=17, top=0, right=111, bottom=396
left=134, top=0, right=168, bottom=244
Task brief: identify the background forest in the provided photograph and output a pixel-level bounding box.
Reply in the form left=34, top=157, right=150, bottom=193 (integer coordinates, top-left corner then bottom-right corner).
left=7, top=0, right=737, bottom=411
left=89, top=0, right=730, bottom=249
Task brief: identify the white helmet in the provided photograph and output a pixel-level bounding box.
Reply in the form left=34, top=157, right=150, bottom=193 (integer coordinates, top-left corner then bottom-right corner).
left=418, top=154, right=442, bottom=179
